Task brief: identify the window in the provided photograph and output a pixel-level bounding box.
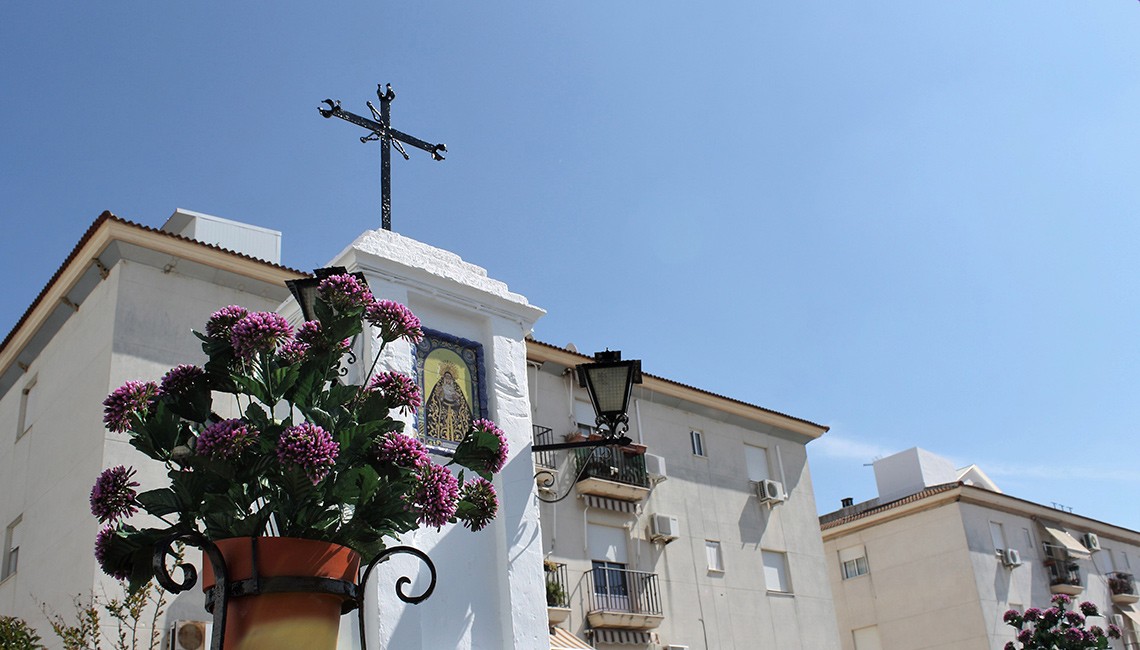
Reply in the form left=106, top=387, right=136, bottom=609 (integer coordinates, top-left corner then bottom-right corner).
left=990, top=522, right=1007, bottom=553
left=574, top=400, right=597, bottom=437
left=16, top=376, right=36, bottom=440
left=2, top=516, right=21, bottom=581
left=852, top=625, right=883, bottom=650
left=762, top=550, right=791, bottom=593
left=690, top=430, right=705, bottom=457
left=744, top=444, right=770, bottom=482
left=705, top=541, right=723, bottom=572
left=587, top=523, right=631, bottom=610
left=840, top=545, right=869, bottom=580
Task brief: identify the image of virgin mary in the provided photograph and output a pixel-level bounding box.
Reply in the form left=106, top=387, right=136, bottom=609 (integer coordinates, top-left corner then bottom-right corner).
left=424, top=368, right=472, bottom=443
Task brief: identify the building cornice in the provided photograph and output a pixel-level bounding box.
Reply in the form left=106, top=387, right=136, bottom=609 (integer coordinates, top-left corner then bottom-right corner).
left=525, top=339, right=829, bottom=440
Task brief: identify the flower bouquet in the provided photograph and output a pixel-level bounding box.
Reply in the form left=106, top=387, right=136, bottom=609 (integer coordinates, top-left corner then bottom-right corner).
left=91, top=273, right=506, bottom=594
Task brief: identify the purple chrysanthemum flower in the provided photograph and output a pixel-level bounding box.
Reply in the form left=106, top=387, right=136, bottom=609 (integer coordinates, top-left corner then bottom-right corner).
left=1089, top=625, right=1104, bottom=637
left=278, top=339, right=310, bottom=364
left=369, top=371, right=422, bottom=414
left=372, top=432, right=430, bottom=470
left=197, top=419, right=258, bottom=460
left=1064, top=627, right=1085, bottom=643
left=1017, top=629, right=1032, bottom=643
left=95, top=526, right=130, bottom=581
left=277, top=422, right=339, bottom=484
left=90, top=465, right=140, bottom=523
left=294, top=320, right=350, bottom=354
left=230, top=311, right=293, bottom=359
left=1003, top=643, right=1016, bottom=650
left=1108, top=623, right=1123, bottom=639
left=365, top=300, right=423, bottom=344
left=205, top=305, right=250, bottom=339
left=317, top=274, right=374, bottom=312
left=1078, top=600, right=1098, bottom=617
left=1051, top=593, right=1072, bottom=605
left=473, top=419, right=509, bottom=473
left=102, top=380, right=158, bottom=432
left=459, top=477, right=498, bottom=532
left=1002, top=609, right=1020, bottom=624
left=1064, top=610, right=1084, bottom=626
left=159, top=364, right=205, bottom=397
left=1022, top=607, right=1042, bottom=621
left=413, top=463, right=459, bottom=529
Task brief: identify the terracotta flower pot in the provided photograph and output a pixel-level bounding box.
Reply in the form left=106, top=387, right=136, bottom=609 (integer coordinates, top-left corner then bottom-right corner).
left=202, top=537, right=361, bottom=650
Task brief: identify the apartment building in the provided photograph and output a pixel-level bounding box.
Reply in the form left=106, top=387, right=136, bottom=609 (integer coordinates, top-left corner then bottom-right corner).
left=530, top=342, right=842, bottom=650
left=820, top=447, right=1140, bottom=650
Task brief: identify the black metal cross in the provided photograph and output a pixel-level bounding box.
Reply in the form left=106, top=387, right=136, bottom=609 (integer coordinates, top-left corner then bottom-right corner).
left=319, top=84, right=446, bottom=231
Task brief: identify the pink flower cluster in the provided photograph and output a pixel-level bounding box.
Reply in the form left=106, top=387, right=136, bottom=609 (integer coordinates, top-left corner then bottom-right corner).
left=369, top=371, right=422, bottom=414
left=459, top=477, right=498, bottom=532
left=197, top=419, right=258, bottom=459
left=159, top=364, right=205, bottom=397
left=277, top=422, right=339, bottom=484
left=365, top=300, right=423, bottom=344
left=372, top=432, right=430, bottom=470
left=89, top=465, right=139, bottom=523
left=205, top=305, right=250, bottom=339
left=231, top=311, right=293, bottom=359
left=318, top=274, right=374, bottom=311
left=102, top=381, right=158, bottom=432
left=414, top=463, right=459, bottom=529
left=472, top=419, right=509, bottom=473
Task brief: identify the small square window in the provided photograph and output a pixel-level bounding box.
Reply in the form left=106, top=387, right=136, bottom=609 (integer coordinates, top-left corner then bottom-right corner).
left=705, top=541, right=723, bottom=572
left=690, top=430, right=705, bottom=457
left=839, top=545, right=869, bottom=580
left=16, top=376, right=36, bottom=441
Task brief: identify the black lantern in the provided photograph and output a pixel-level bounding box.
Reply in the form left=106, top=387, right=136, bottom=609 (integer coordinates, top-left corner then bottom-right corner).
left=285, top=266, right=368, bottom=321
left=576, top=350, right=642, bottom=439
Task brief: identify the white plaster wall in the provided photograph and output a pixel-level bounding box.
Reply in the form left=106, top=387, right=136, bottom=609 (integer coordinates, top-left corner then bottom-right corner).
left=328, top=229, right=548, bottom=650
left=534, top=367, right=841, bottom=650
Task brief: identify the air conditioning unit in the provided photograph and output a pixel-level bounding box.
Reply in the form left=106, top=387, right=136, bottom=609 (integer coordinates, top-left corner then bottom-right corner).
left=1001, top=548, right=1023, bottom=568
left=168, top=621, right=210, bottom=650
left=644, top=453, right=667, bottom=481
left=756, top=479, right=785, bottom=504
left=650, top=514, right=680, bottom=542
left=1082, top=532, right=1101, bottom=552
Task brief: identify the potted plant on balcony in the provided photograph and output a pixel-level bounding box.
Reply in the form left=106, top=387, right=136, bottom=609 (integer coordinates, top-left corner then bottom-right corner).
left=544, top=560, right=570, bottom=625
left=90, top=274, right=507, bottom=650
left=1003, top=595, right=1122, bottom=649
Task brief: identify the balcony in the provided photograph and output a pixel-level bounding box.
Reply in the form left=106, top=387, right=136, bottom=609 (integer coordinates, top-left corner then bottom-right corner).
left=585, top=566, right=664, bottom=631
left=1044, top=549, right=1083, bottom=596
left=545, top=561, right=571, bottom=625
left=573, top=446, right=650, bottom=502
left=1110, top=572, right=1140, bottom=605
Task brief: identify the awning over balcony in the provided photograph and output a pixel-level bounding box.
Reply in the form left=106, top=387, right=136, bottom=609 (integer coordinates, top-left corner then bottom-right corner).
left=1039, top=521, right=1091, bottom=559
left=1120, top=607, right=1140, bottom=636
left=590, top=629, right=657, bottom=645
left=550, top=627, right=595, bottom=649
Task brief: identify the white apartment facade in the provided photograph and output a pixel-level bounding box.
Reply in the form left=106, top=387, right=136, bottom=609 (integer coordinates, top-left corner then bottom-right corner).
left=820, top=447, right=1140, bottom=650
left=530, top=342, right=843, bottom=650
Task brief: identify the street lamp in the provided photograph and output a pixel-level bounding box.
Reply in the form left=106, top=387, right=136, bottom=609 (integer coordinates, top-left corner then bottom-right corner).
left=285, top=266, right=368, bottom=321
left=532, top=350, right=642, bottom=453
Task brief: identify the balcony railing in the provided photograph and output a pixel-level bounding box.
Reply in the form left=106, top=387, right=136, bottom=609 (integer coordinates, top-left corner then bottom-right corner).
left=545, top=561, right=569, bottom=608
left=533, top=425, right=556, bottom=470
left=585, top=567, right=662, bottom=619
left=1043, top=544, right=1083, bottom=594
left=1110, top=572, right=1140, bottom=604
left=573, top=447, right=649, bottom=489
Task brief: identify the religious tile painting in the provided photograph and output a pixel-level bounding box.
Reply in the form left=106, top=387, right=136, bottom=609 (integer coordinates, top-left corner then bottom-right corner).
left=414, top=329, right=487, bottom=450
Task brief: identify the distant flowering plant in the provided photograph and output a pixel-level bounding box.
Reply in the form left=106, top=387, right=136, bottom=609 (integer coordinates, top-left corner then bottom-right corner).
left=1003, top=595, right=1121, bottom=650
left=90, top=274, right=505, bottom=592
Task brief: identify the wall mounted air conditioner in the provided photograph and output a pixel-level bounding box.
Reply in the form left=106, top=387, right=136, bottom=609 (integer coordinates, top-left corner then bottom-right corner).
left=650, top=514, right=680, bottom=542
left=168, top=621, right=211, bottom=650
left=1001, top=548, right=1023, bottom=568
left=644, top=453, right=667, bottom=482
left=756, top=479, right=785, bottom=504
left=1082, top=532, right=1101, bottom=552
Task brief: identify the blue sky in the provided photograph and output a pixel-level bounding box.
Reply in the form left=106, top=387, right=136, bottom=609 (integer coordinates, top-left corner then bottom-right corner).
left=3, top=2, right=1139, bottom=529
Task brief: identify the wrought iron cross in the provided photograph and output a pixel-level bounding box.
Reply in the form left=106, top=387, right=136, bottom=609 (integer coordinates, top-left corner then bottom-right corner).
left=319, top=84, right=446, bottom=231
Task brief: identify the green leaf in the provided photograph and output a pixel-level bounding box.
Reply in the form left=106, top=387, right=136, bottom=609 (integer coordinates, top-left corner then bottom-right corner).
left=136, top=488, right=181, bottom=517
left=231, top=373, right=269, bottom=404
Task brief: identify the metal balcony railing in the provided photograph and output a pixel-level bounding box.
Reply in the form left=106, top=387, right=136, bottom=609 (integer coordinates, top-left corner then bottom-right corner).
left=584, top=566, right=662, bottom=616
left=573, top=447, right=649, bottom=489
left=533, top=425, right=556, bottom=470
left=1110, top=571, right=1138, bottom=596
left=544, top=561, right=569, bottom=608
